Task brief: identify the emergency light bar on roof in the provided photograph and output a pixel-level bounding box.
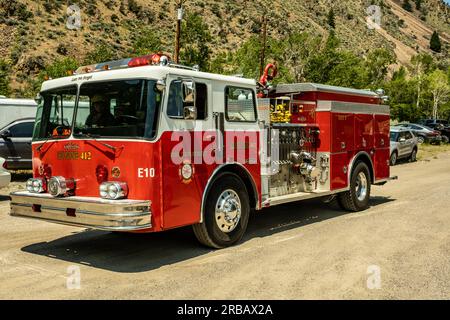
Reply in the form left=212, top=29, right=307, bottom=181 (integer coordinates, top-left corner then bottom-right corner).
left=74, top=53, right=200, bottom=75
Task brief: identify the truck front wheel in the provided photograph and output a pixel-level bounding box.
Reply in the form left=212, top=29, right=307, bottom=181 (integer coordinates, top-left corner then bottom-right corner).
left=193, top=173, right=250, bottom=249
left=338, top=162, right=371, bottom=212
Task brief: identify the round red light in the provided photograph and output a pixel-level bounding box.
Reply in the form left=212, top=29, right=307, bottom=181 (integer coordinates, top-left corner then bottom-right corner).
left=96, top=165, right=108, bottom=183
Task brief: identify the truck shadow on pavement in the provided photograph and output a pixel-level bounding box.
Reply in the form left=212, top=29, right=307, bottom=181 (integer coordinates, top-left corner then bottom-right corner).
left=21, top=196, right=394, bottom=273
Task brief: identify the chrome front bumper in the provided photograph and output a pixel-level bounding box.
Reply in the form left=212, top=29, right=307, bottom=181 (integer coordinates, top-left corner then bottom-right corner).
left=10, top=191, right=152, bottom=231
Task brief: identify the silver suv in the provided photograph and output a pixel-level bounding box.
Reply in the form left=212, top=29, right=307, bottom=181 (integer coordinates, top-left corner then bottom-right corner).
left=390, top=127, right=419, bottom=166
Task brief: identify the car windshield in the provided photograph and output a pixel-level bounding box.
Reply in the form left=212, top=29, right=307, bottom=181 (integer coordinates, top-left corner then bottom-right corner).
left=74, top=79, right=161, bottom=139
left=33, top=80, right=162, bottom=141
left=390, top=132, right=399, bottom=142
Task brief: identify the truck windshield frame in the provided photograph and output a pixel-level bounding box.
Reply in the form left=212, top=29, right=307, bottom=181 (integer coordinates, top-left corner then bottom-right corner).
left=33, top=85, right=78, bottom=141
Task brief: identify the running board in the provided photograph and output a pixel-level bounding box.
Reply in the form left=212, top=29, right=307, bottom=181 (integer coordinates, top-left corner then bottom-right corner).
left=374, top=176, right=398, bottom=186
left=262, top=188, right=349, bottom=207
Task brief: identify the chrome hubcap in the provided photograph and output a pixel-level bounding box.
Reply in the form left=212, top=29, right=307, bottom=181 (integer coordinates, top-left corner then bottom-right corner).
left=215, top=189, right=241, bottom=233
left=355, top=172, right=368, bottom=202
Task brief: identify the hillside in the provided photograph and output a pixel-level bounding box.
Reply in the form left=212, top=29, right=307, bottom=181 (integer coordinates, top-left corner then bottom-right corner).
left=0, top=0, right=449, bottom=96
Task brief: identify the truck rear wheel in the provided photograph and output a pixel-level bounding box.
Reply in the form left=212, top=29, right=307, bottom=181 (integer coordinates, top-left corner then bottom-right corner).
left=338, top=162, right=371, bottom=212
left=193, top=173, right=250, bottom=248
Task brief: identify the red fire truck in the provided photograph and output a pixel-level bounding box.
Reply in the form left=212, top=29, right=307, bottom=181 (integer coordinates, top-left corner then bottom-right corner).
left=10, top=54, right=393, bottom=248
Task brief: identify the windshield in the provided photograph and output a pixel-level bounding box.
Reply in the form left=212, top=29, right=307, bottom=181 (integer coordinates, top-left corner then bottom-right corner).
left=33, top=86, right=77, bottom=140
left=34, top=80, right=161, bottom=141
left=74, top=79, right=161, bottom=139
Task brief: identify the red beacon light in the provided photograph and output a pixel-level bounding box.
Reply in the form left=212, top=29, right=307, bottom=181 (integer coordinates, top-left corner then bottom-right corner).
left=128, top=53, right=170, bottom=68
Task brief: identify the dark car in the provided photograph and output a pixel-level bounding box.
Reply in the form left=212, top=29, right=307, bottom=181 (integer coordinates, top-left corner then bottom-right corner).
left=418, top=119, right=450, bottom=144
left=0, top=118, right=34, bottom=169
left=396, top=123, right=442, bottom=144
left=419, top=119, right=449, bottom=127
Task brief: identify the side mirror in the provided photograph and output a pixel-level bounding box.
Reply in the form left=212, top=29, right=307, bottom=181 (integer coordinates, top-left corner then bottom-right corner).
left=182, top=80, right=197, bottom=120
left=155, top=79, right=166, bottom=92
left=184, top=106, right=197, bottom=120
left=182, top=80, right=195, bottom=104
left=0, top=130, right=11, bottom=140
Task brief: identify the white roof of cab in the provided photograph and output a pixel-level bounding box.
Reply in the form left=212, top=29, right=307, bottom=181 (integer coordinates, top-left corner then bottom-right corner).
left=41, top=65, right=256, bottom=92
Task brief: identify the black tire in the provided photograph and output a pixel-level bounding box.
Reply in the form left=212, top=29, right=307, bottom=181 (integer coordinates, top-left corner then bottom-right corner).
left=192, top=173, right=250, bottom=249
left=338, top=162, right=371, bottom=212
left=441, top=136, right=449, bottom=144
left=390, top=151, right=398, bottom=166
left=408, top=148, right=417, bottom=162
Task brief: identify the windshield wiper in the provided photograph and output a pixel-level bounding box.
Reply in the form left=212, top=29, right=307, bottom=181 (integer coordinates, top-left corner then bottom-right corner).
left=76, top=132, right=124, bottom=157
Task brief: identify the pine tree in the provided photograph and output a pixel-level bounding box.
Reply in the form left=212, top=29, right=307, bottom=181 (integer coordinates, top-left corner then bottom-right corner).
left=415, top=0, right=422, bottom=10
left=0, top=60, right=11, bottom=96
left=430, top=31, right=442, bottom=53
left=327, top=8, right=336, bottom=29
left=402, top=0, right=413, bottom=12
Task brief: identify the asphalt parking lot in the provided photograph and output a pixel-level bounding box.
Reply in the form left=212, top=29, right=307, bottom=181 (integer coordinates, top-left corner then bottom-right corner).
left=1, top=150, right=450, bottom=299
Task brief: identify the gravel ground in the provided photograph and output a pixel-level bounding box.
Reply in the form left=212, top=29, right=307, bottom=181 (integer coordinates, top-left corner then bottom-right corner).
left=0, top=151, right=450, bottom=299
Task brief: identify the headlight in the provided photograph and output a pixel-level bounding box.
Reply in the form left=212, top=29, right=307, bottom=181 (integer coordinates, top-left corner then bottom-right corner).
left=26, top=178, right=45, bottom=193
left=99, top=181, right=128, bottom=200
left=48, top=176, right=75, bottom=197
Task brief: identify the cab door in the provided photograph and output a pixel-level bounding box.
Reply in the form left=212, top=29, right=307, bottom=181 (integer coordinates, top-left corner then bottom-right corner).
left=222, top=86, right=260, bottom=166
left=160, top=76, right=214, bottom=229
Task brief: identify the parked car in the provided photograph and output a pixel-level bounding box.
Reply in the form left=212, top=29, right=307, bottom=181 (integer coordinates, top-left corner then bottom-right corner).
left=419, top=119, right=449, bottom=127
left=390, top=128, right=419, bottom=166
left=0, top=157, right=11, bottom=189
left=395, top=123, right=442, bottom=144
left=0, top=118, right=35, bottom=170
left=418, top=119, right=450, bottom=144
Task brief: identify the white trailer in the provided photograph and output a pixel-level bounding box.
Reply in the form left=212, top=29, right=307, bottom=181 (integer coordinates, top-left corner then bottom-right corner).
left=0, top=97, right=37, bottom=129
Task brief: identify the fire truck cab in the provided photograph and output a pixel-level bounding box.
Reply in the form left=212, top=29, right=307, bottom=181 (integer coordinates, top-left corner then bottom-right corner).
left=10, top=54, right=392, bottom=248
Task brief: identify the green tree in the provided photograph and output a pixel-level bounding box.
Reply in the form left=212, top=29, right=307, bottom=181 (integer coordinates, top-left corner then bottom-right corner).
left=430, top=31, right=442, bottom=53
left=328, top=52, right=368, bottom=88
left=365, top=48, right=396, bottom=86
left=410, top=53, right=435, bottom=111
left=42, top=57, right=79, bottom=79
left=385, top=77, right=423, bottom=122
left=84, top=44, right=115, bottom=65
left=402, top=0, right=413, bottom=12
left=428, top=69, right=450, bottom=119
left=415, top=0, right=422, bottom=10
left=278, top=32, right=322, bottom=82
left=392, top=66, right=407, bottom=81
left=327, top=8, right=336, bottom=29
left=180, top=13, right=212, bottom=71
left=0, top=59, right=11, bottom=96
left=131, top=28, right=161, bottom=56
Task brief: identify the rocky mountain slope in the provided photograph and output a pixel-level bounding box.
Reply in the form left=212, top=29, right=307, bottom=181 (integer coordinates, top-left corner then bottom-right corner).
left=0, top=0, right=449, bottom=96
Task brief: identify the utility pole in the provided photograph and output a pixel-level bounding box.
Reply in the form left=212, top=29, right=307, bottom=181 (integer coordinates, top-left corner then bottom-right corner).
left=174, top=0, right=184, bottom=64
left=259, top=15, right=268, bottom=77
